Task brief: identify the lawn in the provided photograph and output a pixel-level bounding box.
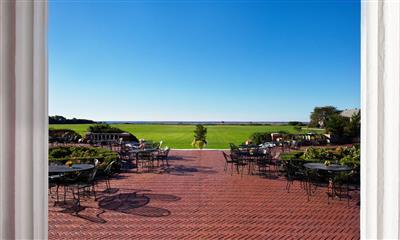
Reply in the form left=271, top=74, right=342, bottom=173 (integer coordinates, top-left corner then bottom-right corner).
left=49, top=124, right=324, bottom=149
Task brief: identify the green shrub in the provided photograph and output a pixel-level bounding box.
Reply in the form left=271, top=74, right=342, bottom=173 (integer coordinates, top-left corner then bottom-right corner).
left=88, top=123, right=124, bottom=133
left=192, top=125, right=207, bottom=149
left=301, top=147, right=338, bottom=161
left=49, top=128, right=82, bottom=143
left=339, top=145, right=360, bottom=169
left=49, top=146, right=118, bottom=169
left=86, top=123, right=139, bottom=142
left=249, top=132, right=272, bottom=145
left=280, top=151, right=304, bottom=160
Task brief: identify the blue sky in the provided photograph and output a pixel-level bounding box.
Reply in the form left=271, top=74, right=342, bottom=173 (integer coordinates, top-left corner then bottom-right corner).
left=49, top=0, right=360, bottom=122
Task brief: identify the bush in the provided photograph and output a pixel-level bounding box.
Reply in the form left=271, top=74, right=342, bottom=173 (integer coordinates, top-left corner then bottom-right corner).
left=192, top=125, right=207, bottom=149
left=49, top=129, right=82, bottom=143
left=301, top=147, right=338, bottom=161
left=88, top=123, right=124, bottom=133
left=280, top=151, right=304, bottom=160
left=250, top=132, right=272, bottom=145
left=338, top=145, right=360, bottom=170
left=49, top=146, right=118, bottom=169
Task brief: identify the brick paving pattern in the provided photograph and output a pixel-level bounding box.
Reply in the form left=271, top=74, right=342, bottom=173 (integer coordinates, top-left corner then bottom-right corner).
left=49, top=150, right=360, bottom=239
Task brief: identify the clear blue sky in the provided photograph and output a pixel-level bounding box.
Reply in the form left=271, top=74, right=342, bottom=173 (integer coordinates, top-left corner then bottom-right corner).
left=49, top=0, right=360, bottom=122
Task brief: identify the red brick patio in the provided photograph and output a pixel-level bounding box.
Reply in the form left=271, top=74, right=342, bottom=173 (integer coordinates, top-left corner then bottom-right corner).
left=49, top=150, right=360, bottom=239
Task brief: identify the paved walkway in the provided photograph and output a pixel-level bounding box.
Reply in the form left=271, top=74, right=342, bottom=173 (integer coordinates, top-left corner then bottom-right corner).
left=49, top=150, right=360, bottom=239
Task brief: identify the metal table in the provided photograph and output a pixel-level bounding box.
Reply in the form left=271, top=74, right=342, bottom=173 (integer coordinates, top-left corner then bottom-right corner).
left=303, top=163, right=351, bottom=204
left=303, top=163, right=351, bottom=172
left=49, top=164, right=94, bottom=174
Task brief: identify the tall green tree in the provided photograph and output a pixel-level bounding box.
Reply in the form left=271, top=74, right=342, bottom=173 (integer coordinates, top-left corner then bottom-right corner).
left=325, top=112, right=361, bottom=143
left=325, top=114, right=349, bottom=137
left=344, top=112, right=361, bottom=140
left=309, top=106, right=340, bottom=128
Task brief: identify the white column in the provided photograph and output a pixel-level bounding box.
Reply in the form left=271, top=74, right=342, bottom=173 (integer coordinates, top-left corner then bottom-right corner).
left=361, top=0, right=400, bottom=239
left=0, top=1, right=48, bottom=239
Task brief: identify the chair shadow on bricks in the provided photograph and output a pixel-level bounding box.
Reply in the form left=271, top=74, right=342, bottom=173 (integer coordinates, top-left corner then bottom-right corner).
left=51, top=190, right=181, bottom=223
left=163, top=164, right=218, bottom=176
left=98, top=191, right=181, bottom=218
left=169, top=155, right=197, bottom=161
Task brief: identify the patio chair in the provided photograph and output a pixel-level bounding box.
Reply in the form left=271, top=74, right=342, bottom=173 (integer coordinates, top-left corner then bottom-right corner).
left=256, top=153, right=274, bottom=176
left=154, top=147, right=170, bottom=167
left=102, top=160, right=120, bottom=191
left=48, top=173, right=64, bottom=202
left=230, top=152, right=247, bottom=178
left=229, top=143, right=240, bottom=152
left=222, top=151, right=235, bottom=175
left=328, top=171, right=353, bottom=205
left=118, top=151, right=136, bottom=171
left=74, top=167, right=99, bottom=204
left=55, top=171, right=83, bottom=206
left=136, top=151, right=154, bottom=172
left=282, top=159, right=308, bottom=194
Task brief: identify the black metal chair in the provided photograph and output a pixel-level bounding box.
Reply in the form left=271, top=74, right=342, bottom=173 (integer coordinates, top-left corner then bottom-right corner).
left=154, top=147, right=170, bottom=167
left=229, top=143, right=240, bottom=152
left=136, top=151, right=154, bottom=172
left=118, top=151, right=136, bottom=171
left=329, top=171, right=352, bottom=205
left=48, top=173, right=64, bottom=203
left=256, top=153, right=274, bottom=176
left=74, top=167, right=99, bottom=204
left=222, top=151, right=235, bottom=175
left=102, top=160, right=120, bottom=191
left=282, top=159, right=308, bottom=194
left=55, top=171, right=83, bottom=207
left=230, top=152, right=247, bottom=177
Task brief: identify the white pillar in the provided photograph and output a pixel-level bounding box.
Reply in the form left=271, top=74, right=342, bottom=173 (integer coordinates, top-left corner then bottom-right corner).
left=361, top=0, right=400, bottom=239
left=0, top=1, right=48, bottom=239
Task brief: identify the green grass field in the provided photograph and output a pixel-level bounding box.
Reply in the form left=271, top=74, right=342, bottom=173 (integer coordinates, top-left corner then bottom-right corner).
left=49, top=124, right=324, bottom=149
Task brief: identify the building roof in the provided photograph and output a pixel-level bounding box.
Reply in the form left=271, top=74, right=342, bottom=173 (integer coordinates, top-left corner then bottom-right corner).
left=340, top=108, right=360, bottom=118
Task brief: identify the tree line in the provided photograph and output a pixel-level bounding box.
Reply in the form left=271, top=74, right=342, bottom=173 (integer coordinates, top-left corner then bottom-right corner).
left=49, top=115, right=96, bottom=124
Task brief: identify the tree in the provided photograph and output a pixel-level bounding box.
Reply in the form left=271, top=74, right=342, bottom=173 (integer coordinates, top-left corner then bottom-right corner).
left=325, top=114, right=349, bottom=137
left=309, top=106, right=340, bottom=128
left=49, top=115, right=95, bottom=124
left=192, top=125, right=207, bottom=149
left=324, top=111, right=361, bottom=144
left=288, top=121, right=305, bottom=126
left=344, top=112, right=361, bottom=140
left=250, top=132, right=272, bottom=145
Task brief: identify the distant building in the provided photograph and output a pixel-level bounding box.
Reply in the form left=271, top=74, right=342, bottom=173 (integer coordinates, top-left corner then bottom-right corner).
left=340, top=108, right=360, bottom=118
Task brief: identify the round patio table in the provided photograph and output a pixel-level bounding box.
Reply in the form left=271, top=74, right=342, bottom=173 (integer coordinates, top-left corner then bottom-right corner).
left=49, top=164, right=94, bottom=174
left=303, top=163, right=351, bottom=172
left=131, top=148, right=158, bottom=153
left=303, top=162, right=351, bottom=204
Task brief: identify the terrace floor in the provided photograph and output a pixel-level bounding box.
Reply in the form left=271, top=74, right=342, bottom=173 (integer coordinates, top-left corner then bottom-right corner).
left=49, top=150, right=360, bottom=239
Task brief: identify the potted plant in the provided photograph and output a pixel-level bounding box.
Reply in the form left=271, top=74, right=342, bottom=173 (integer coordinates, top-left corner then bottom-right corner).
left=191, top=124, right=207, bottom=149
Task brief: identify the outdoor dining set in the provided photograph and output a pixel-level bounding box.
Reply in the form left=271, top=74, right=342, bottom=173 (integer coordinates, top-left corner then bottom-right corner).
left=48, top=160, right=119, bottom=210
left=118, top=142, right=170, bottom=172
left=223, top=143, right=279, bottom=177
left=224, top=143, right=355, bottom=204
left=48, top=141, right=170, bottom=211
